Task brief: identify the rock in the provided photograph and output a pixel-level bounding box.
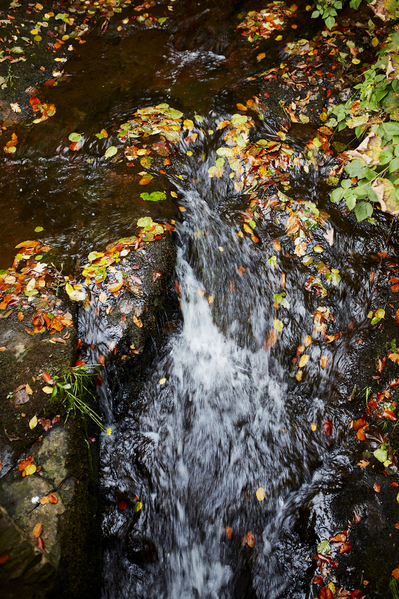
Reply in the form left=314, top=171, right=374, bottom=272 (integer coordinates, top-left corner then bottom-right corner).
left=0, top=505, right=56, bottom=599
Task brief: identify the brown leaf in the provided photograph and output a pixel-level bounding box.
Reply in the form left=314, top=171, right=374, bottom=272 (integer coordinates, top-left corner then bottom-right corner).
left=38, top=418, right=52, bottom=431
left=153, top=271, right=162, bottom=282
left=98, top=354, right=105, bottom=366
left=241, top=530, right=255, bottom=548
left=225, top=526, right=233, bottom=539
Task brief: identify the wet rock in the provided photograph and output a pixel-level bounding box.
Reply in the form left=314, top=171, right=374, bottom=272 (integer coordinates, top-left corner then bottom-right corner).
left=0, top=505, right=56, bottom=599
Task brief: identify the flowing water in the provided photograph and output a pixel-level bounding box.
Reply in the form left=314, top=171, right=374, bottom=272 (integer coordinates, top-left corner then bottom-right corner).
left=1, top=0, right=398, bottom=596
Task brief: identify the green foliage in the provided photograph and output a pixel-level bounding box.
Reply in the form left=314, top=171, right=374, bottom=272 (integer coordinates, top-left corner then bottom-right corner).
left=311, top=0, right=342, bottom=29
left=329, top=30, right=399, bottom=220
left=49, top=364, right=104, bottom=430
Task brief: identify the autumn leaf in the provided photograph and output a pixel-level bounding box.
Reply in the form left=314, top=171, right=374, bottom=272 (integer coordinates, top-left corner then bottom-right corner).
left=37, top=537, right=45, bottom=550
left=298, top=354, right=309, bottom=368
left=24, top=464, right=37, bottom=476
left=322, top=419, right=333, bottom=436
left=33, top=523, right=43, bottom=538
left=256, top=487, right=265, bottom=501
left=29, top=415, right=38, bottom=430
left=225, top=526, right=233, bottom=539
left=320, top=356, right=328, bottom=368
left=104, top=146, right=118, bottom=159
left=357, top=459, right=369, bottom=468
left=118, top=501, right=127, bottom=511
left=42, top=372, right=52, bottom=384
left=392, top=568, right=399, bottom=580
left=373, top=482, right=381, bottom=493
left=241, top=531, right=255, bottom=548
left=0, top=554, right=9, bottom=564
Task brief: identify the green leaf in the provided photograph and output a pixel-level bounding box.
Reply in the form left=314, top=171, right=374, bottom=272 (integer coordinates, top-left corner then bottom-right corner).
left=158, top=17, right=168, bottom=23
left=325, top=16, right=335, bottom=29
left=216, top=147, right=234, bottom=157
left=317, top=539, right=331, bottom=555
left=140, top=191, right=167, bottom=202
left=373, top=448, right=388, bottom=463
left=231, top=114, right=248, bottom=126
left=330, top=188, right=344, bottom=203
left=354, top=201, right=373, bottom=222
left=344, top=160, right=366, bottom=178
left=383, top=122, right=399, bottom=138
left=68, top=132, right=82, bottom=143
left=137, top=217, right=153, bottom=228
left=34, top=226, right=44, bottom=232
left=215, top=157, right=224, bottom=168
left=104, top=146, right=118, bottom=159
left=389, top=157, right=399, bottom=173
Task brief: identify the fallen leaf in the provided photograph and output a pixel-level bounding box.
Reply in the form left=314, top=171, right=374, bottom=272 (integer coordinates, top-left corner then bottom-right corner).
left=241, top=531, right=255, bottom=548
left=42, top=372, right=52, bottom=384
left=298, top=354, right=309, bottom=368
left=25, top=383, right=33, bottom=395
left=33, top=523, right=43, bottom=538
left=225, top=526, right=233, bottom=539
left=118, top=501, right=127, bottom=511
left=135, top=501, right=142, bottom=512
left=29, top=415, right=38, bottom=430
left=357, top=460, right=369, bottom=468
left=42, top=386, right=54, bottom=394
left=322, top=419, right=333, bottom=436
left=36, top=537, right=45, bottom=550
left=24, top=464, right=37, bottom=476
left=373, top=482, right=380, bottom=493
left=392, top=568, right=399, bottom=580
left=0, top=554, right=9, bottom=564
left=320, top=355, right=328, bottom=368
left=256, top=487, right=265, bottom=501
left=99, top=292, right=107, bottom=304
left=310, top=422, right=317, bottom=431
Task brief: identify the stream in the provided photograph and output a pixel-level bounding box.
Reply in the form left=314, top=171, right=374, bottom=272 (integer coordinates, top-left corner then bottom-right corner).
left=2, top=0, right=399, bottom=596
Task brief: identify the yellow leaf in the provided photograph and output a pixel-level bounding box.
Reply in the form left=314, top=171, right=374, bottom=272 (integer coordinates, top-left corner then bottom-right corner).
left=319, top=112, right=327, bottom=122
left=171, top=191, right=178, bottom=198
left=256, top=487, right=265, bottom=501
left=236, top=103, right=248, bottom=110
left=42, top=386, right=54, bottom=394
left=320, top=355, right=329, bottom=368
left=25, top=464, right=37, bottom=476
left=243, top=223, right=253, bottom=234
left=296, top=370, right=303, bottom=381
left=275, top=35, right=282, bottom=41
left=106, top=428, right=112, bottom=435
left=298, top=354, right=309, bottom=368
left=303, top=335, right=312, bottom=347
left=371, top=37, right=379, bottom=47
left=313, top=245, right=323, bottom=253
left=256, top=53, right=266, bottom=61
left=29, top=415, right=38, bottom=430
left=183, top=119, right=194, bottom=129
left=273, top=319, right=284, bottom=332
left=186, top=151, right=193, bottom=156
left=375, top=309, right=385, bottom=319
left=25, top=383, right=33, bottom=395
left=352, top=58, right=361, bottom=64
left=159, top=378, right=166, bottom=385
left=310, top=423, right=317, bottom=431
left=135, top=501, right=142, bottom=512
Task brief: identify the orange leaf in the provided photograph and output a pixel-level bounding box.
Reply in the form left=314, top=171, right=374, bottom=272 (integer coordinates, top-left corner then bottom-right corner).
left=18, top=456, right=33, bottom=471
left=139, top=176, right=152, bottom=185
left=392, top=568, right=399, bottom=580
left=98, top=354, right=105, bottom=366
left=108, top=281, right=123, bottom=293
left=225, top=526, right=233, bottom=539
left=373, top=482, right=380, bottom=493
left=320, top=355, right=328, bottom=368
left=99, top=292, right=107, bottom=304
left=48, top=493, right=58, bottom=504
left=33, top=523, right=43, bottom=538
left=42, top=372, right=52, bottom=384
left=0, top=554, right=9, bottom=564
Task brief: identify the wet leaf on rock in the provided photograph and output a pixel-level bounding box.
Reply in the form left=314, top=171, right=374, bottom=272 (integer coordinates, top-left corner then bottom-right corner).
left=33, top=523, right=43, bottom=538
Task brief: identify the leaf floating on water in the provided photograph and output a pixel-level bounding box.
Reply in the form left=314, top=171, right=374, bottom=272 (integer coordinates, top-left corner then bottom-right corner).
left=225, top=526, right=233, bottom=539
left=135, top=501, right=142, bottom=512
left=322, top=419, right=333, bottom=436
left=256, top=487, right=265, bottom=501
left=273, top=319, right=284, bottom=332
left=24, top=464, right=37, bottom=476
left=68, top=132, right=82, bottom=143
left=140, top=191, right=166, bottom=202
left=320, top=355, right=328, bottom=368
left=99, top=292, right=107, bottom=304
left=373, top=482, right=380, bottom=493
left=241, top=531, right=255, bottom=548
left=118, top=501, right=127, bottom=511
left=298, top=354, right=309, bottom=368
left=357, top=459, right=369, bottom=468
left=104, top=146, right=118, bottom=159
left=310, top=423, right=317, bottom=431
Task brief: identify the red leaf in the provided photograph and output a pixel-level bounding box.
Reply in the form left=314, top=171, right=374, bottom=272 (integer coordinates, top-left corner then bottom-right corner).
left=37, top=537, right=45, bottom=550
left=392, top=283, right=399, bottom=293
left=322, top=419, right=333, bottom=436
left=383, top=409, right=397, bottom=421
left=0, top=554, right=9, bottom=564
left=118, top=501, right=127, bottom=511
left=42, top=371, right=52, bottom=383
left=352, top=417, right=367, bottom=430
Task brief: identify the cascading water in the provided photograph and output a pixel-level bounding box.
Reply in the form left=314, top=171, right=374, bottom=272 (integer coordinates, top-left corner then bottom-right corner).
left=97, top=140, right=361, bottom=598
